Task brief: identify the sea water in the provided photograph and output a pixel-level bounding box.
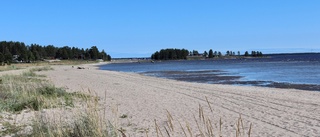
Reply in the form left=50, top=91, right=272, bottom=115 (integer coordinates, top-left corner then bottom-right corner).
left=100, top=54, right=320, bottom=90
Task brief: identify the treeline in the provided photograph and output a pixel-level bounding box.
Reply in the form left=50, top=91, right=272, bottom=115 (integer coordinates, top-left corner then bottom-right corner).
left=151, top=49, right=189, bottom=60
left=0, top=41, right=111, bottom=64
left=244, top=51, right=263, bottom=57
left=151, top=48, right=263, bottom=60
left=206, top=50, right=263, bottom=58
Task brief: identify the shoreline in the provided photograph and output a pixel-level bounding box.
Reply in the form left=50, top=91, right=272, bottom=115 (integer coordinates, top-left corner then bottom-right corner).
left=37, top=63, right=320, bottom=136
left=100, top=64, right=320, bottom=92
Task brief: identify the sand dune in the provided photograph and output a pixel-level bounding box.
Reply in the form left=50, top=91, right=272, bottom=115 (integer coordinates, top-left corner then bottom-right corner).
left=39, top=64, right=320, bottom=136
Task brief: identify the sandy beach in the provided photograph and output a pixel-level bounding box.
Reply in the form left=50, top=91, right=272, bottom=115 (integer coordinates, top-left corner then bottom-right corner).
left=35, top=63, right=320, bottom=136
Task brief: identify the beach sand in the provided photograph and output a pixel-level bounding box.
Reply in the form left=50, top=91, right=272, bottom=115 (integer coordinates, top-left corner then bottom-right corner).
left=37, top=63, right=320, bottom=136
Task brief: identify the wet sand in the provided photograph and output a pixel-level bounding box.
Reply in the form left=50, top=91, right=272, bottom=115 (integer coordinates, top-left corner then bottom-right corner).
left=142, top=70, right=320, bottom=92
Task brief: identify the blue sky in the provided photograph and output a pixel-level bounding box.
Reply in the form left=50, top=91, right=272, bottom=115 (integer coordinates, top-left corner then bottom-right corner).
left=1, top=1, right=320, bottom=58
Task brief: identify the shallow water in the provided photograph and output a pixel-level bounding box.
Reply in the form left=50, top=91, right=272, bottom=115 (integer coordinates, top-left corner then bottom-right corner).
left=100, top=53, right=320, bottom=91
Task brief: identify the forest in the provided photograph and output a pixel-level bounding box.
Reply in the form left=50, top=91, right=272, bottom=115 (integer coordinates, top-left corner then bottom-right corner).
left=151, top=48, right=263, bottom=60
left=151, top=49, right=189, bottom=60
left=0, top=41, right=111, bottom=64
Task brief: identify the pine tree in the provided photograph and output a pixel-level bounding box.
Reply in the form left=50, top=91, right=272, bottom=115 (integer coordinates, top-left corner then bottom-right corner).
left=208, top=49, right=213, bottom=58
left=244, top=51, right=249, bottom=56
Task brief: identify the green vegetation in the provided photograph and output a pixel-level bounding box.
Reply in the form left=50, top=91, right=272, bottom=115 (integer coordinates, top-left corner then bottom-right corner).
left=151, top=48, right=264, bottom=60
left=30, top=66, right=54, bottom=72
left=208, top=49, right=214, bottom=58
left=154, top=97, right=252, bottom=137
left=0, top=60, right=98, bottom=72
left=0, top=41, right=111, bottom=65
left=0, top=67, right=74, bottom=112
left=244, top=51, right=263, bottom=57
left=28, top=96, right=119, bottom=137
left=151, top=48, right=189, bottom=60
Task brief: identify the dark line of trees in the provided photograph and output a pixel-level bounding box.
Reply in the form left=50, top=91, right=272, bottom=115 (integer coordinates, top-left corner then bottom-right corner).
left=205, top=50, right=263, bottom=58
left=244, top=51, right=263, bottom=57
left=151, top=48, right=264, bottom=60
left=0, top=41, right=111, bottom=64
left=206, top=49, right=223, bottom=58
left=151, top=48, right=189, bottom=60
left=207, top=49, right=222, bottom=58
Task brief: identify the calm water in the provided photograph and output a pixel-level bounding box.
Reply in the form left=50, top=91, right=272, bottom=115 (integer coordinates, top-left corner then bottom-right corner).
left=100, top=54, right=320, bottom=90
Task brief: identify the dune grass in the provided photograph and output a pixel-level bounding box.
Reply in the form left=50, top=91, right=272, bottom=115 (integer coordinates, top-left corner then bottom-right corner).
left=47, top=60, right=100, bottom=66
left=0, top=60, right=100, bottom=72
left=0, top=67, right=74, bottom=136
left=28, top=95, right=119, bottom=137
left=0, top=68, right=73, bottom=112
left=153, top=99, right=252, bottom=137
left=0, top=63, right=51, bottom=72
left=30, top=66, right=54, bottom=72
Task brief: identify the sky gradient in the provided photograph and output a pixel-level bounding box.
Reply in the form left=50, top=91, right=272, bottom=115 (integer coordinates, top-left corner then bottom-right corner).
left=1, top=0, right=320, bottom=58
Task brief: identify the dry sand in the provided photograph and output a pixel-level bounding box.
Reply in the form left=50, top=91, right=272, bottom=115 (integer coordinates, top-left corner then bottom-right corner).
left=35, top=63, right=320, bottom=136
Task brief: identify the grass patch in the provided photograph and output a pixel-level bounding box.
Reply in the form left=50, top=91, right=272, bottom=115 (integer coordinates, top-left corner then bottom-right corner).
left=1, top=122, right=23, bottom=136
left=0, top=65, right=20, bottom=72
left=0, top=60, right=101, bottom=72
left=22, top=66, right=53, bottom=77
left=49, top=60, right=100, bottom=66
left=30, top=66, right=54, bottom=72
left=0, top=71, right=74, bottom=112
left=28, top=95, right=120, bottom=137
left=0, top=63, right=52, bottom=72
left=22, top=71, right=37, bottom=77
